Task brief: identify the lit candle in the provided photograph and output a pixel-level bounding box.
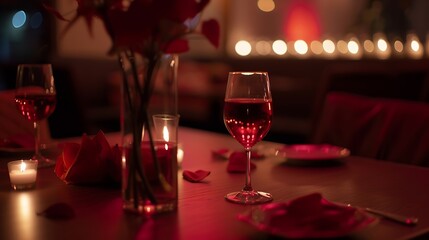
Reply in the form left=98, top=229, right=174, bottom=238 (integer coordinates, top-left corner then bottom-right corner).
left=8, top=160, right=38, bottom=190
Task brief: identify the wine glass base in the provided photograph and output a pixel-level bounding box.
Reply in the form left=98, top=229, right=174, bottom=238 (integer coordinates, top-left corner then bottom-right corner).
left=225, top=190, right=273, bottom=205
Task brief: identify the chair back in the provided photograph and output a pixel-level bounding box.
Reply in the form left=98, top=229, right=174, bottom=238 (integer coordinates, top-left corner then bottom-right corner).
left=312, top=92, right=429, bottom=167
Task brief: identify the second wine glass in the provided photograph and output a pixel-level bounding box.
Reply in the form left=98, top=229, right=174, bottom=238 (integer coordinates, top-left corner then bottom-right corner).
left=15, top=64, right=57, bottom=168
left=223, top=72, right=273, bottom=204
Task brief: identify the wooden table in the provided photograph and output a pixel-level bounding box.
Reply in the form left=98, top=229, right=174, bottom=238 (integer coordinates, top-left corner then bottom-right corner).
left=1, top=127, right=428, bottom=240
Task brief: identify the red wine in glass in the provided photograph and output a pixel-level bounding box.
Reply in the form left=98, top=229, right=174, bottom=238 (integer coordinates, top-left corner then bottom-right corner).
left=15, top=64, right=57, bottom=168
left=224, top=99, right=272, bottom=149
left=223, top=72, right=273, bottom=204
left=15, top=94, right=56, bottom=122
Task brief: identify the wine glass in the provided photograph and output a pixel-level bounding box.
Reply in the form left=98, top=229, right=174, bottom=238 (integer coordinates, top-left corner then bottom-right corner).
left=15, top=64, right=57, bottom=168
left=223, top=72, right=273, bottom=204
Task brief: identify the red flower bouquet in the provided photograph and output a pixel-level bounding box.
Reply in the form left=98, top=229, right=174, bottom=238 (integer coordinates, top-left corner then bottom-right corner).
left=46, top=0, right=220, bottom=214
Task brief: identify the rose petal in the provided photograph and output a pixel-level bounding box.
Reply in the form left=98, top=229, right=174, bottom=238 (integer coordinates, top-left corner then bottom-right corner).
left=59, top=142, right=81, bottom=170
left=55, top=131, right=120, bottom=185
left=227, top=152, right=256, bottom=173
left=241, top=193, right=363, bottom=237
left=37, top=202, right=75, bottom=220
left=201, top=19, right=220, bottom=48
left=64, top=134, right=105, bottom=184
left=42, top=3, right=68, bottom=21
left=183, top=170, right=211, bottom=183
left=54, top=154, right=65, bottom=179
left=94, top=131, right=113, bottom=161
left=287, top=193, right=324, bottom=217
left=212, top=148, right=231, bottom=159
left=55, top=142, right=80, bottom=180
left=95, top=131, right=121, bottom=183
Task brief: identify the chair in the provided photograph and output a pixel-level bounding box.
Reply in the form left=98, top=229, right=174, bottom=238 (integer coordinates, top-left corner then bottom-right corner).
left=311, top=61, right=429, bottom=126
left=312, top=92, right=429, bottom=167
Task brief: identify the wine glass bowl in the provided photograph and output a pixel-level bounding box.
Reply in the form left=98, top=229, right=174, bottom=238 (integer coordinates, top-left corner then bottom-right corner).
left=15, top=87, right=56, bottom=122
left=15, top=64, right=57, bottom=168
left=223, top=99, right=272, bottom=149
left=223, top=72, right=273, bottom=204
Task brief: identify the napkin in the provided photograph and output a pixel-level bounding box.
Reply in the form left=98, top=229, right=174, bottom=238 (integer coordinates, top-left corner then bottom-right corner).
left=269, top=193, right=362, bottom=236
left=271, top=193, right=359, bottom=235
left=55, top=131, right=121, bottom=185
left=182, top=170, right=211, bottom=183
left=227, top=152, right=257, bottom=173
left=282, top=193, right=356, bottom=224
left=238, top=193, right=375, bottom=238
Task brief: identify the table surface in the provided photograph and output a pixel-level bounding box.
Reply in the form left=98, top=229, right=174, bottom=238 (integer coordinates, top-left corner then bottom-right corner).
left=1, top=127, right=429, bottom=240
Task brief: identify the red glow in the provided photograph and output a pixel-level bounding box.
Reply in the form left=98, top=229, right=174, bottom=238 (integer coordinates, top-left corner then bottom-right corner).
left=283, top=1, right=321, bottom=42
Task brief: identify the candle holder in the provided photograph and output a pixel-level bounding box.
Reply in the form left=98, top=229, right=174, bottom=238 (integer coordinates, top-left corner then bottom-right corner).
left=122, top=114, right=180, bottom=214
left=8, top=160, right=38, bottom=190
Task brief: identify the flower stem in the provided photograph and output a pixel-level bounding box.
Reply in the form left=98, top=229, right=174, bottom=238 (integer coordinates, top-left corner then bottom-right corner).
left=142, top=53, right=173, bottom=192
left=118, top=53, right=157, bottom=206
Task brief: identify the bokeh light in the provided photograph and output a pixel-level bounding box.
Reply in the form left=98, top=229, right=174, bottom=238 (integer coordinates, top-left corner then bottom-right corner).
left=363, top=40, right=375, bottom=53
left=310, top=41, right=323, bottom=55
left=294, top=40, right=308, bottom=55
left=12, top=10, right=27, bottom=28
left=337, top=40, right=348, bottom=54
left=322, top=39, right=335, bottom=54
left=377, top=39, right=388, bottom=52
left=257, top=0, right=275, bottom=12
left=347, top=40, right=359, bottom=54
left=411, top=40, right=420, bottom=52
left=255, top=41, right=271, bottom=55
left=235, top=40, right=252, bottom=56
left=272, top=40, right=287, bottom=55
left=30, top=12, right=43, bottom=29
left=394, top=40, right=404, bottom=53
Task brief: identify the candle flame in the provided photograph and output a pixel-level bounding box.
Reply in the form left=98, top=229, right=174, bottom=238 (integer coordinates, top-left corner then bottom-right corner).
left=20, top=161, right=26, bottom=172
left=163, top=126, right=169, bottom=142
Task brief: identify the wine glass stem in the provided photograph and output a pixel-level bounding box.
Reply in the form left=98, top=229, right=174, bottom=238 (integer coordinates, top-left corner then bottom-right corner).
left=33, top=121, right=40, bottom=159
left=243, top=148, right=253, bottom=191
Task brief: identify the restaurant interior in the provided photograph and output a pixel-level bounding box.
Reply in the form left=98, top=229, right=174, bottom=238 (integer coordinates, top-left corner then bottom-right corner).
left=1, top=0, right=429, bottom=153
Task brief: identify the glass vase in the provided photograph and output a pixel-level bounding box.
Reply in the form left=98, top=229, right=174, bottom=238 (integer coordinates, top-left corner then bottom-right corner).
left=120, top=53, right=179, bottom=215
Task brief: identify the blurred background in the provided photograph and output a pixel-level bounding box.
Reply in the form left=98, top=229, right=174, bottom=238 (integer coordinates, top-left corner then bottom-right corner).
left=1, top=0, right=429, bottom=144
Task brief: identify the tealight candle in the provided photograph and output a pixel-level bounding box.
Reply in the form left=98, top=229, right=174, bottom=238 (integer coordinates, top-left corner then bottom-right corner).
left=8, top=160, right=38, bottom=190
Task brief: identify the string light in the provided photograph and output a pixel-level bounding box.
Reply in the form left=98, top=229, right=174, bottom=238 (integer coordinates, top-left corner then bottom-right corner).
left=257, top=0, right=275, bottom=12
left=232, top=33, right=428, bottom=59
left=294, top=40, right=308, bottom=55
left=394, top=40, right=404, bottom=54
left=235, top=40, right=252, bottom=56
left=272, top=40, right=287, bottom=55
left=322, top=39, right=335, bottom=55
left=310, top=41, right=323, bottom=55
